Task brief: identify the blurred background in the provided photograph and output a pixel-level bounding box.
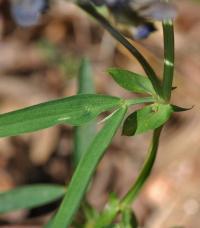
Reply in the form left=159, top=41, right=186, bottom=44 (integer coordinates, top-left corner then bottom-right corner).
left=0, top=0, right=200, bottom=227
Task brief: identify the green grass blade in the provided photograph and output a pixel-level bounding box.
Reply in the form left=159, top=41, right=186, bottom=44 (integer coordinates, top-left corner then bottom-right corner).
left=77, top=58, right=95, bottom=94
left=108, top=68, right=156, bottom=95
left=0, top=184, right=65, bottom=213
left=0, top=94, right=122, bottom=137
left=48, top=107, right=127, bottom=228
left=74, top=58, right=96, bottom=166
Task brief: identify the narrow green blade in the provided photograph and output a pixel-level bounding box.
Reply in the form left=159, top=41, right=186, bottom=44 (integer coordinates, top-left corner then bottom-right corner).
left=123, top=104, right=173, bottom=135
left=0, top=94, right=122, bottom=137
left=74, top=58, right=96, bottom=166
left=108, top=68, right=155, bottom=95
left=77, top=58, right=95, bottom=94
left=172, top=105, right=192, bottom=112
left=48, top=107, right=127, bottom=228
left=0, top=184, right=65, bottom=213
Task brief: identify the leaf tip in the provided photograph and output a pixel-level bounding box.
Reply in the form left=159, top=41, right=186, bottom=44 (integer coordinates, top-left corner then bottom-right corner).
left=172, top=105, right=193, bottom=112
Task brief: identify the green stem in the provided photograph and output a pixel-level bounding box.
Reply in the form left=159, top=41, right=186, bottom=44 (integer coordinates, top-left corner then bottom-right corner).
left=94, top=127, right=162, bottom=226
left=162, top=19, right=175, bottom=101
left=77, top=2, right=162, bottom=97
left=120, top=127, right=162, bottom=208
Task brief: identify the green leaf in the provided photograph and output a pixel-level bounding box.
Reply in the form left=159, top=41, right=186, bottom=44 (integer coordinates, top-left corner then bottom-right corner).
left=82, top=202, right=98, bottom=222
left=122, top=104, right=173, bottom=135
left=108, top=68, right=155, bottom=95
left=78, top=2, right=162, bottom=97
left=0, top=184, right=65, bottom=213
left=120, top=209, right=138, bottom=228
left=74, top=58, right=96, bottom=166
left=48, top=107, right=127, bottom=228
left=0, top=94, right=122, bottom=137
left=94, top=193, right=120, bottom=228
left=171, top=105, right=193, bottom=112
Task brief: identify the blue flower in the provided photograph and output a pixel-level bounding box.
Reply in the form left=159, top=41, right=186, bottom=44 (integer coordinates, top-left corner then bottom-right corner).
left=10, top=0, right=48, bottom=27
left=133, top=23, right=156, bottom=40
